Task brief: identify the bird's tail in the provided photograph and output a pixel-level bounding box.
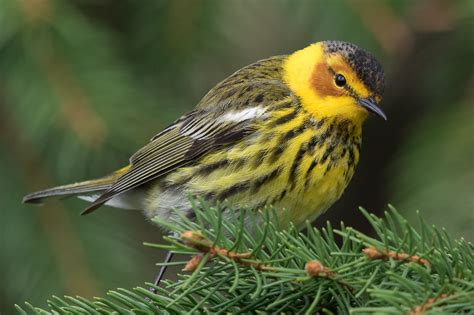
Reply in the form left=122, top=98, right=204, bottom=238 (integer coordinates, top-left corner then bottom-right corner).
left=22, top=166, right=130, bottom=204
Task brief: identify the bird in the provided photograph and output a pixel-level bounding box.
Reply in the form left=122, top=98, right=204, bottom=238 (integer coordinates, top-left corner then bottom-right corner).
left=23, top=40, right=386, bottom=284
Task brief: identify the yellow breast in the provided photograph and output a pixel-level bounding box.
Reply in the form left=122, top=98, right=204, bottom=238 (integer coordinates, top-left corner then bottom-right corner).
left=155, top=103, right=361, bottom=228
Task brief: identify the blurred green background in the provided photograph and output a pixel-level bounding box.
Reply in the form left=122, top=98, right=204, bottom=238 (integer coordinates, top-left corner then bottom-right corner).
left=1, top=0, right=472, bottom=312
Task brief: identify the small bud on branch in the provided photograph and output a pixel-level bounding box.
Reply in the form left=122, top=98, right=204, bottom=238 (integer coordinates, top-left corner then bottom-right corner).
left=305, top=260, right=333, bottom=278
left=183, top=255, right=202, bottom=272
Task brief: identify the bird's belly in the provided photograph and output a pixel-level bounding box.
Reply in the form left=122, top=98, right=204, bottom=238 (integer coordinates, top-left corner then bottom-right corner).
left=144, top=116, right=360, bottom=229
left=144, top=159, right=354, bottom=229
left=276, top=161, right=354, bottom=228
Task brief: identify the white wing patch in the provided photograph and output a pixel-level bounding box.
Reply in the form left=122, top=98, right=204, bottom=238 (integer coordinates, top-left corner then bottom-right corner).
left=218, top=106, right=266, bottom=123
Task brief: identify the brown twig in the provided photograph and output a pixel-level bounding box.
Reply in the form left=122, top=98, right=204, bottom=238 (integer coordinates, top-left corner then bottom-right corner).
left=181, top=231, right=270, bottom=271
left=409, top=294, right=450, bottom=315
left=363, top=246, right=431, bottom=267
left=180, top=231, right=356, bottom=294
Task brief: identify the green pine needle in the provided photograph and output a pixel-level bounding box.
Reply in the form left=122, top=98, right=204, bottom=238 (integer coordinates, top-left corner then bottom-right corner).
left=16, top=199, right=474, bottom=314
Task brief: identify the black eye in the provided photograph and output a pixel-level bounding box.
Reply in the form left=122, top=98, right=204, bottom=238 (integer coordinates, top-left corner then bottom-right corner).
left=334, top=74, right=346, bottom=87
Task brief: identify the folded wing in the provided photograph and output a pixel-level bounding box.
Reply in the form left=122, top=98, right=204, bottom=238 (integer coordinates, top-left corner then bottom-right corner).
left=81, top=111, right=257, bottom=214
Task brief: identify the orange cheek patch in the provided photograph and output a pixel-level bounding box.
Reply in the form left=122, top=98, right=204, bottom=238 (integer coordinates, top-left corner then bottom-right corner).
left=310, top=63, right=344, bottom=98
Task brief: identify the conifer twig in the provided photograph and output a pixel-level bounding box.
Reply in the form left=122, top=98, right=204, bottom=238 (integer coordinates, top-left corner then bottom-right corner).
left=181, top=231, right=355, bottom=293
left=16, top=202, right=474, bottom=314
left=181, top=231, right=271, bottom=271
left=362, top=246, right=431, bottom=267
left=409, top=294, right=449, bottom=315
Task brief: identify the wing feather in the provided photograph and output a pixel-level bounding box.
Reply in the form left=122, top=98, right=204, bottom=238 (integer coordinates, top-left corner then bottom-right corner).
left=81, top=115, right=255, bottom=214
left=82, top=56, right=290, bottom=214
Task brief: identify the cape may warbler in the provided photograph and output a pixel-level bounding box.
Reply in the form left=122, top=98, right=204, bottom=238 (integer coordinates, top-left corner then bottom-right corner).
left=24, top=41, right=385, bottom=229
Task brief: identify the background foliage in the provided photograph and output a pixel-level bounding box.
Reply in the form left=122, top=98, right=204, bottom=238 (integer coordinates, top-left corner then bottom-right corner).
left=0, top=0, right=472, bottom=313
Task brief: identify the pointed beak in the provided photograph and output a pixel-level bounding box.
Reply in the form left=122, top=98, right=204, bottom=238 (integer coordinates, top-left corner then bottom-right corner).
left=358, top=97, right=387, bottom=120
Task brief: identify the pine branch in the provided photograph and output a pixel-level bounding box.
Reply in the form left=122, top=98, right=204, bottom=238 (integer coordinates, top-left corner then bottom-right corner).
left=16, top=200, right=474, bottom=314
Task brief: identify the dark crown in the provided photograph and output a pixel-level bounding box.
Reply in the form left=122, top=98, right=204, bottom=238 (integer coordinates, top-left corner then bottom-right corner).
left=324, top=41, right=385, bottom=97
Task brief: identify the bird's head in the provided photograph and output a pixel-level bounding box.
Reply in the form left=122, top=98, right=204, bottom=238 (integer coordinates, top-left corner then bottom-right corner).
left=284, top=41, right=386, bottom=124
